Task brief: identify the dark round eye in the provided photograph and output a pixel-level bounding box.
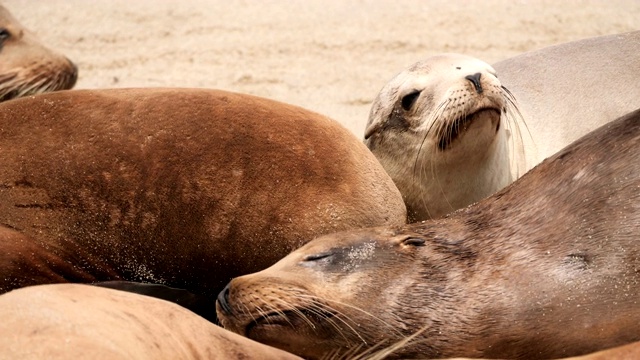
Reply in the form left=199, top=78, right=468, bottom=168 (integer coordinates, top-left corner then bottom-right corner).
left=402, top=237, right=425, bottom=247
left=303, top=252, right=333, bottom=262
left=0, top=28, right=11, bottom=42
left=401, top=90, right=420, bottom=111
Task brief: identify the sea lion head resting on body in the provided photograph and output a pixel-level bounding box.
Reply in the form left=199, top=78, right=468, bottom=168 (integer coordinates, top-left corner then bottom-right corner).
left=219, top=108, right=640, bottom=359
left=0, top=88, right=406, bottom=322
left=0, top=283, right=301, bottom=360
left=364, top=53, right=524, bottom=221
left=0, top=5, right=77, bottom=101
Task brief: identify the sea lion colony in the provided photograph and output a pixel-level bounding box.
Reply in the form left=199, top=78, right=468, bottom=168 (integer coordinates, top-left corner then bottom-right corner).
left=0, top=3, right=637, bottom=357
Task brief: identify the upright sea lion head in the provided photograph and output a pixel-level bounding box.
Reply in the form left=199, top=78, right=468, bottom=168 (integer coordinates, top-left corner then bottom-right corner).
left=0, top=5, right=77, bottom=102
left=364, top=53, right=524, bottom=221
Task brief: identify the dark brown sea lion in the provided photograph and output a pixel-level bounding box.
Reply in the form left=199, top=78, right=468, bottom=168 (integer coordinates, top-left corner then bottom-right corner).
left=0, top=88, right=406, bottom=321
left=0, top=5, right=77, bottom=101
left=218, top=108, right=640, bottom=359
left=0, top=283, right=301, bottom=360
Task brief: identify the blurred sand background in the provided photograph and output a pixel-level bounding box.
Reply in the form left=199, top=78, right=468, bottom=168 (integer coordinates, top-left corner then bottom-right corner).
left=4, top=0, right=639, bottom=136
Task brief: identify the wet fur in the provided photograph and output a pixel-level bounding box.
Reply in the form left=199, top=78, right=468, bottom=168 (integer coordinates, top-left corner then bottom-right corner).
left=220, top=108, right=640, bottom=359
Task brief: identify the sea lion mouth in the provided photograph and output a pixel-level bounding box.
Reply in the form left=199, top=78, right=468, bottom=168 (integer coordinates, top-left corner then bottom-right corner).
left=438, top=107, right=501, bottom=150
left=246, top=308, right=335, bottom=337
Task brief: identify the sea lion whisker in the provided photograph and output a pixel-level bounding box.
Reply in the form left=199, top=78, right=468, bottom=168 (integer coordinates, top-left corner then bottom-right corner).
left=353, top=325, right=430, bottom=360
left=239, top=301, right=261, bottom=326
left=303, top=302, right=355, bottom=342
left=263, top=295, right=313, bottom=329
left=302, top=294, right=404, bottom=338
left=414, top=99, right=451, bottom=211
left=501, top=85, right=530, bottom=177
left=321, top=343, right=370, bottom=360
left=413, top=98, right=451, bottom=202
left=414, top=99, right=451, bottom=173
left=290, top=294, right=374, bottom=344
left=0, top=72, right=17, bottom=83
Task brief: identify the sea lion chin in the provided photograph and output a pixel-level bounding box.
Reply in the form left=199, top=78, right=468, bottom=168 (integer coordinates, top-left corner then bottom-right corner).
left=0, top=5, right=77, bottom=102
left=219, top=108, right=640, bottom=359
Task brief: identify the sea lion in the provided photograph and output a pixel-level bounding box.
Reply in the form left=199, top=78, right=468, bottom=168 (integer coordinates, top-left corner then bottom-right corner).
left=364, top=53, right=519, bottom=220
left=0, top=88, right=406, bottom=321
left=0, top=283, right=301, bottom=360
left=0, top=5, right=77, bottom=101
left=218, top=108, right=640, bottom=359
left=365, top=31, right=640, bottom=221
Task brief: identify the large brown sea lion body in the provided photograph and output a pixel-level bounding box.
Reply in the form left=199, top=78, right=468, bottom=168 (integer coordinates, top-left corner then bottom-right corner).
left=365, top=31, right=640, bottom=220
left=0, top=88, right=406, bottom=316
left=0, top=283, right=301, bottom=360
left=218, top=108, right=640, bottom=359
left=0, top=5, right=77, bottom=101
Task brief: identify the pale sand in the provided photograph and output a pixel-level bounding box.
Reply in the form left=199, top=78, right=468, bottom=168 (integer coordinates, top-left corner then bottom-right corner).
left=4, top=0, right=639, bottom=136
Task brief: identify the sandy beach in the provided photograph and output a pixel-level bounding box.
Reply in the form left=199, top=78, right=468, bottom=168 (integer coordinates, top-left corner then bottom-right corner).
left=5, top=0, right=639, bottom=136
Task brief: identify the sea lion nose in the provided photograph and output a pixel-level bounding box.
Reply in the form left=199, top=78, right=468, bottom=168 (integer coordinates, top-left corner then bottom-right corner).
left=465, top=72, right=483, bottom=94
left=216, top=282, right=233, bottom=315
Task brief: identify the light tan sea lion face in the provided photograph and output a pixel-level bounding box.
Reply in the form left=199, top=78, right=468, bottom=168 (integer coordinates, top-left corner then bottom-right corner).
left=0, top=5, right=77, bottom=101
left=365, top=53, right=522, bottom=221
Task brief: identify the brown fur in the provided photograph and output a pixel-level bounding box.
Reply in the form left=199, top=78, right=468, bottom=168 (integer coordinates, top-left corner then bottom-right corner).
left=560, top=341, right=640, bottom=360
left=0, top=283, right=301, bottom=359
left=0, top=88, right=406, bottom=310
left=0, top=5, right=77, bottom=101
left=450, top=341, right=640, bottom=360
left=218, top=108, right=640, bottom=359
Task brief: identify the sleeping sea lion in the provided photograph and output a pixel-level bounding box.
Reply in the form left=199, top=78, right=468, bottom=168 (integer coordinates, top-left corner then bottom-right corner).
left=219, top=108, right=640, bottom=359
